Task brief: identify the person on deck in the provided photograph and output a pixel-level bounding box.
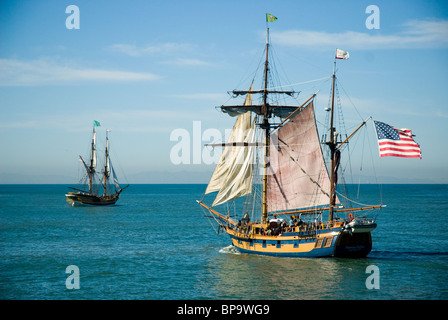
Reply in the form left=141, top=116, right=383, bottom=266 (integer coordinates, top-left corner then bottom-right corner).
left=289, top=216, right=295, bottom=227
left=242, top=212, right=250, bottom=225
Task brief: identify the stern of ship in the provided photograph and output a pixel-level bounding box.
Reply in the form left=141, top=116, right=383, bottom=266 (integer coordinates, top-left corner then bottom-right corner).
left=333, top=219, right=377, bottom=258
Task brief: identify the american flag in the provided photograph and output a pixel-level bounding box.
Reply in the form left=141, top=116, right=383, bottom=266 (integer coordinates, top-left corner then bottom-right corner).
left=374, top=121, right=422, bottom=158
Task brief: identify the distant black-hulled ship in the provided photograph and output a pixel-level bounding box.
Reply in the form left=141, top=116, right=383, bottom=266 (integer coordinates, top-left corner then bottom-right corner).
left=66, top=121, right=128, bottom=206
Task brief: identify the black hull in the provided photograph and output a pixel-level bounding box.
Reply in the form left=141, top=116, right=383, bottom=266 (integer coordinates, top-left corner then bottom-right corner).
left=333, top=232, right=372, bottom=258
left=66, top=192, right=119, bottom=206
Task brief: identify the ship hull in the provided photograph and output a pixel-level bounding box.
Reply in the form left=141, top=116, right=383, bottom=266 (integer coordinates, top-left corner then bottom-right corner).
left=65, top=192, right=119, bottom=206
left=226, top=226, right=372, bottom=258
left=333, top=232, right=372, bottom=258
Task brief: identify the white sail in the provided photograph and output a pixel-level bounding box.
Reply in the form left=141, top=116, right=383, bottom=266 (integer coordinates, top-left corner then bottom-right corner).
left=205, top=88, right=255, bottom=207
left=210, top=118, right=255, bottom=207
left=111, top=164, right=120, bottom=190
left=92, top=129, right=97, bottom=171
left=267, top=101, right=339, bottom=212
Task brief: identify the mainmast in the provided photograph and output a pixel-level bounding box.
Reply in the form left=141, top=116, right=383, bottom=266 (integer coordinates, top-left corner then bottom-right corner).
left=103, top=130, right=110, bottom=196
left=261, top=27, right=270, bottom=224
left=328, top=61, right=338, bottom=221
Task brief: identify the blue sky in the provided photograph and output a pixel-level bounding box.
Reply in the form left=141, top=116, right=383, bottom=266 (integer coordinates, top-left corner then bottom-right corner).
left=1, top=0, right=447, bottom=184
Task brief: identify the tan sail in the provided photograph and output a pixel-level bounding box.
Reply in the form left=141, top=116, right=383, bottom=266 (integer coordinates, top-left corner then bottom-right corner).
left=267, top=101, right=339, bottom=212
left=205, top=88, right=255, bottom=206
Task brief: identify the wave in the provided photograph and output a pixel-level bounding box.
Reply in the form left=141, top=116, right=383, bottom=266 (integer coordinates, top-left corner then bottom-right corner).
left=219, top=245, right=241, bottom=255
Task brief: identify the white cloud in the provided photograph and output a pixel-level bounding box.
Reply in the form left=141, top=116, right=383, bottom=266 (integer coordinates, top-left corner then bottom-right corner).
left=109, top=43, right=194, bottom=57
left=0, top=108, right=207, bottom=134
left=271, top=19, right=448, bottom=50
left=109, top=43, right=213, bottom=67
left=160, top=58, right=214, bottom=67
left=174, top=93, right=229, bottom=100
left=0, top=58, right=160, bottom=86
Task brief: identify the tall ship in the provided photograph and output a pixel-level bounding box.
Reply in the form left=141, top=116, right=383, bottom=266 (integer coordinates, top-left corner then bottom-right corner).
left=198, top=20, right=383, bottom=258
left=66, top=121, right=128, bottom=206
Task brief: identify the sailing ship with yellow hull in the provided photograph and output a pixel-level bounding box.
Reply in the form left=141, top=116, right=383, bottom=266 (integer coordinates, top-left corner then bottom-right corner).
left=66, top=122, right=128, bottom=206
left=198, top=22, right=383, bottom=258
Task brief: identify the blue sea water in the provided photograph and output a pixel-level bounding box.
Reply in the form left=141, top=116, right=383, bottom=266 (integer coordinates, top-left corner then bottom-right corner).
left=0, top=184, right=447, bottom=300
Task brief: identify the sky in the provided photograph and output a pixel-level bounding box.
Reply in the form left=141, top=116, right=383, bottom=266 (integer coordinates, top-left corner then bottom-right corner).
left=0, top=0, right=447, bottom=184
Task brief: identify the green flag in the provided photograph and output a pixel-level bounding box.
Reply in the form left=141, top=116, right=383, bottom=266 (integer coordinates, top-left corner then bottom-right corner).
left=266, top=13, right=277, bottom=22
left=94, top=120, right=101, bottom=127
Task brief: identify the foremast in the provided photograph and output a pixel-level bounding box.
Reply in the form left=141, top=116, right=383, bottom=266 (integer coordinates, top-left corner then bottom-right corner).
left=203, top=26, right=299, bottom=224
left=78, top=125, right=97, bottom=195
left=231, top=27, right=294, bottom=224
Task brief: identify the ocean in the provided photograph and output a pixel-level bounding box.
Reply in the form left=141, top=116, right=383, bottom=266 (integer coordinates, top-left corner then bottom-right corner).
left=0, top=184, right=447, bottom=300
